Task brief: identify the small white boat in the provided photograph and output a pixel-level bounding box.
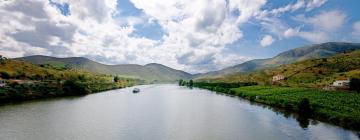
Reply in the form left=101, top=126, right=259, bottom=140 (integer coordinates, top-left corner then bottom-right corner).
left=133, top=88, right=140, bottom=93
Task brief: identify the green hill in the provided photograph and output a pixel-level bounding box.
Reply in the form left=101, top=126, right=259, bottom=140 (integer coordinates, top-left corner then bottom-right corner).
left=196, top=49, right=360, bottom=88
left=196, top=42, right=360, bottom=79
left=0, top=58, right=140, bottom=103
left=16, top=56, right=193, bottom=83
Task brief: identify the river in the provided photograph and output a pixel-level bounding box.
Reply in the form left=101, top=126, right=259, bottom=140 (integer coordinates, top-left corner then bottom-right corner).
left=0, top=84, right=358, bottom=140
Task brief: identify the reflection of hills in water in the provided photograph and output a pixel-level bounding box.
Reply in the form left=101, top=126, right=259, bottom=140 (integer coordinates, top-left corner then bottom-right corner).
left=0, top=85, right=357, bottom=139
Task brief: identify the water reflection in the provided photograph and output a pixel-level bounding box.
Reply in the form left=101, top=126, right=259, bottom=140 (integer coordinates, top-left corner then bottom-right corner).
left=0, top=84, right=358, bottom=140
left=191, top=87, right=337, bottom=131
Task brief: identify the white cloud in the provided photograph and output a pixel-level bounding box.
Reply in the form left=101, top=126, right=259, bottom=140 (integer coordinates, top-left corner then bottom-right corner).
left=0, top=0, right=343, bottom=73
left=284, top=28, right=299, bottom=38
left=284, top=27, right=329, bottom=43
left=269, top=0, right=305, bottom=16
left=258, top=0, right=328, bottom=18
left=255, top=0, right=330, bottom=44
left=297, top=10, right=346, bottom=32
left=0, top=0, right=158, bottom=64
left=306, top=0, right=327, bottom=11
left=128, top=0, right=266, bottom=72
left=352, top=21, right=360, bottom=39
left=260, top=35, right=275, bottom=47
left=279, top=10, right=346, bottom=43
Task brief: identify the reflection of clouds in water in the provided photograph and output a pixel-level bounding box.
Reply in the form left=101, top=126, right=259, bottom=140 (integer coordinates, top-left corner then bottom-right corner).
left=0, top=85, right=358, bottom=140
left=307, top=123, right=359, bottom=140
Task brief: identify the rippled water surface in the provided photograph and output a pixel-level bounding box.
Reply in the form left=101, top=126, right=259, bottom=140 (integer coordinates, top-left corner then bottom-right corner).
left=0, top=84, right=358, bottom=140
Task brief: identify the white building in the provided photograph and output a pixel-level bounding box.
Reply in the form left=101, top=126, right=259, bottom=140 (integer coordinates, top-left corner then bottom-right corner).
left=272, top=74, right=285, bottom=82
left=332, top=80, right=350, bottom=87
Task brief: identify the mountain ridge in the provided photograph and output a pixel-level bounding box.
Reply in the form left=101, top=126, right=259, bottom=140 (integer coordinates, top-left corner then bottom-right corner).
left=195, top=42, right=360, bottom=79
left=15, top=42, right=360, bottom=82
left=16, top=55, right=192, bottom=83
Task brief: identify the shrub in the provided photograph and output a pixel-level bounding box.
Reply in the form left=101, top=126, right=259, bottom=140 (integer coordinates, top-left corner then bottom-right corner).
left=0, top=71, right=10, bottom=79
left=350, top=78, right=360, bottom=93
left=298, top=98, right=313, bottom=117
left=114, top=76, right=120, bottom=82
left=14, top=71, right=26, bottom=79
left=228, top=90, right=236, bottom=95
left=178, top=79, right=183, bottom=86
left=189, top=80, right=193, bottom=87
left=63, top=80, right=90, bottom=95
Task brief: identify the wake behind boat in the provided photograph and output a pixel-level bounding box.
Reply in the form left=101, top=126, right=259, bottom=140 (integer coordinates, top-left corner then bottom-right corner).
left=133, top=88, right=140, bottom=93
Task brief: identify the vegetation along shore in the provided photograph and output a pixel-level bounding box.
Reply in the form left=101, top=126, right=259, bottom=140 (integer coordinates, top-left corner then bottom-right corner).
left=179, top=50, right=360, bottom=131
left=0, top=56, right=142, bottom=104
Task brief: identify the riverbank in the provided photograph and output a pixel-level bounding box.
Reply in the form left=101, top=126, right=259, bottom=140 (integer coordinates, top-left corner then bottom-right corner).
left=0, top=80, right=138, bottom=104
left=191, top=84, right=360, bottom=131
left=0, top=59, right=142, bottom=104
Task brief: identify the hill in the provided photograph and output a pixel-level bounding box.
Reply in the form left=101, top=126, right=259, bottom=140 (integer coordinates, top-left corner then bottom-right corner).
left=196, top=42, right=360, bottom=79
left=196, top=49, right=360, bottom=88
left=0, top=58, right=140, bottom=103
left=16, top=55, right=192, bottom=83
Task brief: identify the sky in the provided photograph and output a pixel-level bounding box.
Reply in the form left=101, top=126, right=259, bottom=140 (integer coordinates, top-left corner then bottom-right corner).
left=0, top=0, right=360, bottom=73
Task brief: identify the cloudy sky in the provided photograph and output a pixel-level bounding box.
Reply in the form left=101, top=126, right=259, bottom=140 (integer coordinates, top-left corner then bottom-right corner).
left=0, top=0, right=360, bottom=73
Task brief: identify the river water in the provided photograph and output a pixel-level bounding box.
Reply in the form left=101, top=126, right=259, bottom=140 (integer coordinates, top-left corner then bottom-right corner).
left=0, top=84, right=358, bottom=140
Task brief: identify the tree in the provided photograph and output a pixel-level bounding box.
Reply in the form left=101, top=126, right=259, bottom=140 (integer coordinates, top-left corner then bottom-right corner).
left=0, top=71, right=10, bottom=79
left=0, top=55, right=6, bottom=65
left=350, top=78, right=360, bottom=93
left=178, top=79, right=183, bottom=86
left=189, top=80, right=193, bottom=87
left=63, top=79, right=90, bottom=95
left=298, top=98, right=313, bottom=117
left=114, top=76, right=120, bottom=82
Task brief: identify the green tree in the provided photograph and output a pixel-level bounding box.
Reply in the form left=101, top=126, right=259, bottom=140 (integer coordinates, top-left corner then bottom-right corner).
left=0, top=55, right=6, bottom=65
left=189, top=80, right=193, bottom=87
left=63, top=79, right=90, bottom=95
left=0, top=71, right=10, bottom=79
left=114, top=76, right=120, bottom=82
left=350, top=78, right=360, bottom=93
left=178, top=79, right=183, bottom=86
left=298, top=98, right=313, bottom=117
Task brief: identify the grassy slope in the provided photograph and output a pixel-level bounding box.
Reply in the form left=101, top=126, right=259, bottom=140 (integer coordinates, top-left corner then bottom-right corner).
left=231, top=85, right=360, bottom=130
left=196, top=42, right=360, bottom=79
left=192, top=49, right=360, bottom=130
left=197, top=50, right=360, bottom=88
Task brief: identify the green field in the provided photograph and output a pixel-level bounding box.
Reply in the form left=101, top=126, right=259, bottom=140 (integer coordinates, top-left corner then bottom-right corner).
left=230, top=85, right=360, bottom=130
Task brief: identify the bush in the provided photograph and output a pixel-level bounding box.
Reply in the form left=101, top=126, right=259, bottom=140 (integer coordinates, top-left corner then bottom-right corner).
left=0, top=71, right=10, bottom=79
left=228, top=90, right=236, bottom=95
left=63, top=80, right=90, bottom=95
left=350, top=78, right=360, bottom=93
left=178, top=79, right=183, bottom=86
left=14, top=71, right=26, bottom=79
left=298, top=98, right=313, bottom=117
left=114, top=76, right=120, bottom=82
left=189, top=80, right=193, bottom=87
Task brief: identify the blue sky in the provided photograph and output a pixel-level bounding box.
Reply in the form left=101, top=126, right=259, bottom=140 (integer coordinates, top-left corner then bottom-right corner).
left=0, top=0, right=360, bottom=73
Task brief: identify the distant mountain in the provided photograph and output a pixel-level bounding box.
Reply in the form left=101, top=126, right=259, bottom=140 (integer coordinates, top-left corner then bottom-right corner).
left=196, top=49, right=360, bottom=88
left=196, top=42, right=360, bottom=79
left=16, top=56, right=192, bottom=83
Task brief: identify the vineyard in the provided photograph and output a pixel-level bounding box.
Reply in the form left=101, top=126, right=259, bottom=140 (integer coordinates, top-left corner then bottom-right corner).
left=231, top=85, right=360, bottom=130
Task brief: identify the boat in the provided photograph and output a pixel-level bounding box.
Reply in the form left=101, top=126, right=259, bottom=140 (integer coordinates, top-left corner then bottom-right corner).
left=133, top=88, right=140, bottom=93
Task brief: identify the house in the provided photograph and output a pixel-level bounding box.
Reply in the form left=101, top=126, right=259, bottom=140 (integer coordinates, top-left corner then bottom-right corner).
left=0, top=78, right=6, bottom=87
left=272, top=74, right=285, bottom=82
left=332, top=79, right=350, bottom=88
